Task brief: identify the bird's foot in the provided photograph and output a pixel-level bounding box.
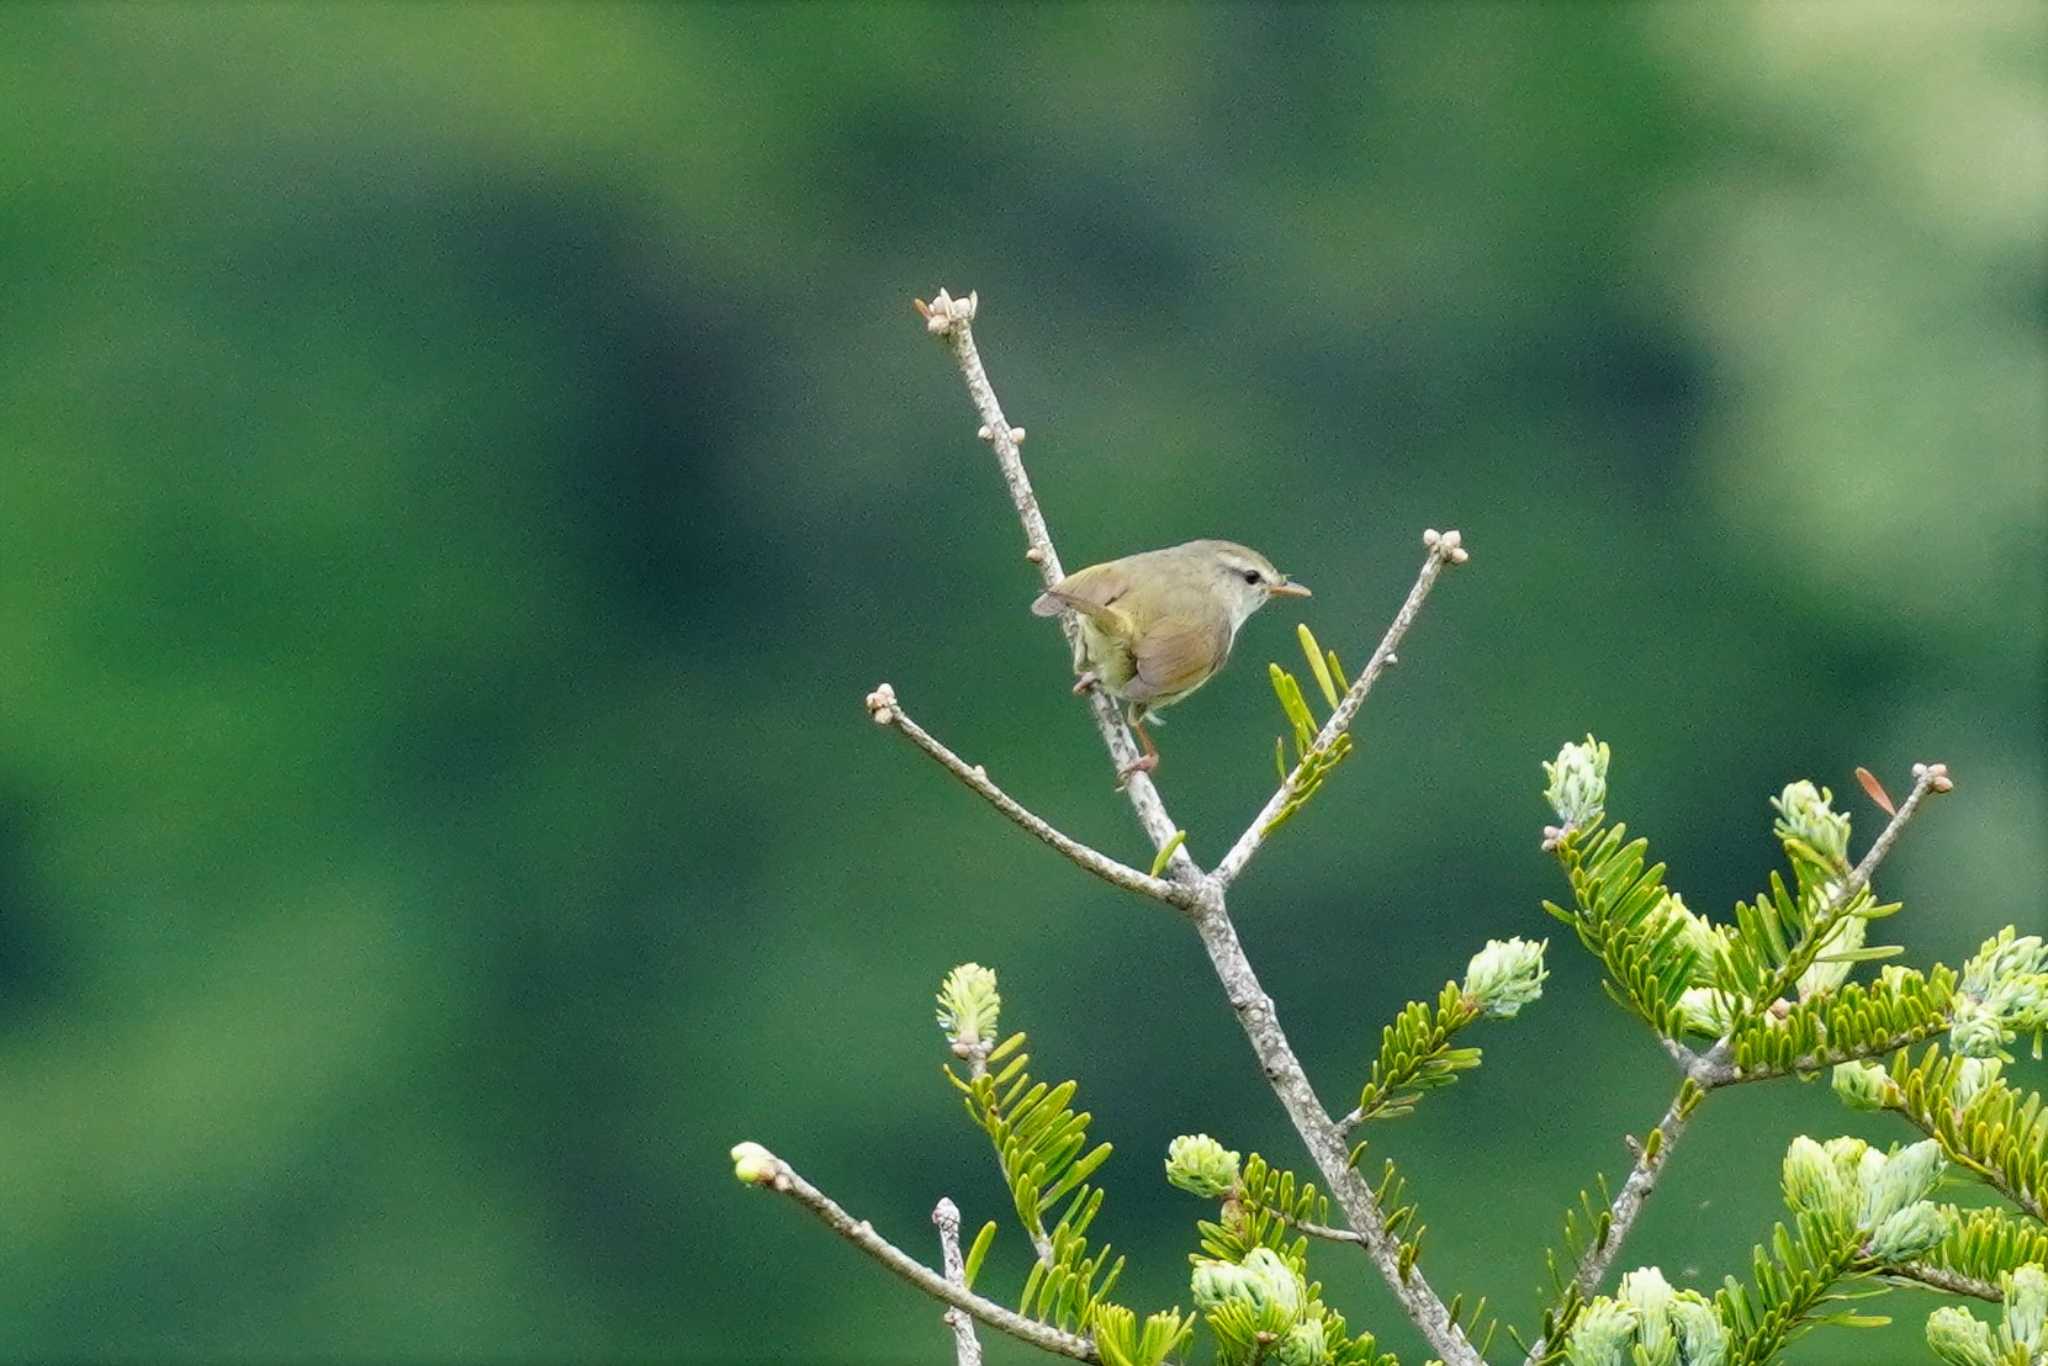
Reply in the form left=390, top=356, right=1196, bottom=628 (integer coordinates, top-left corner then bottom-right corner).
left=1071, top=670, right=1100, bottom=696
left=1114, top=752, right=1159, bottom=788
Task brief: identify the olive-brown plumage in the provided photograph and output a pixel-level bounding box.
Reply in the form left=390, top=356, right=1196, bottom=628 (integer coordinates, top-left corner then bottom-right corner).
left=1031, top=539, right=1309, bottom=777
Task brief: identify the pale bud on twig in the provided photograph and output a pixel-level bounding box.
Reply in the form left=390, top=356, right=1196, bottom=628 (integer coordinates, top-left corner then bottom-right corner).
left=1462, top=937, right=1548, bottom=1018
left=730, top=1141, right=781, bottom=1185
left=865, top=682, right=899, bottom=726
left=1925, top=1305, right=1997, bottom=1366
left=1829, top=1060, right=1892, bottom=1111
left=935, top=963, right=1001, bottom=1047
left=1164, top=1134, right=1241, bottom=1198
left=1543, top=734, right=1610, bottom=831
left=1772, top=780, right=1853, bottom=871
left=2006, top=1264, right=2047, bottom=1354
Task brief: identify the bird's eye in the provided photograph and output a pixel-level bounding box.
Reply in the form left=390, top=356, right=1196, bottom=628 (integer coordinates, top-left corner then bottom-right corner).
left=1242, top=569, right=1262, bottom=585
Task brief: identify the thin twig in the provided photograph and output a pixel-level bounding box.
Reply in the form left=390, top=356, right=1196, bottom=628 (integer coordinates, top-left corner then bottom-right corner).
left=738, top=1145, right=1096, bottom=1362
left=1886, top=1262, right=2002, bottom=1302
left=1214, top=535, right=1465, bottom=889
left=916, top=290, right=1195, bottom=882
left=866, top=685, right=1193, bottom=910
left=934, top=1198, right=985, bottom=1366
left=918, top=289, right=1482, bottom=1366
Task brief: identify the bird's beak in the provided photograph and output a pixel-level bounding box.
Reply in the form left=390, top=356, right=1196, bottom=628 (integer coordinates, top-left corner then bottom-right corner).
left=1269, top=580, right=1312, bottom=598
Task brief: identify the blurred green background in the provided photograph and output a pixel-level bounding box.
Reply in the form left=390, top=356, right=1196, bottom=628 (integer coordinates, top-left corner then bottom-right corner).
left=2, top=3, right=2042, bottom=1362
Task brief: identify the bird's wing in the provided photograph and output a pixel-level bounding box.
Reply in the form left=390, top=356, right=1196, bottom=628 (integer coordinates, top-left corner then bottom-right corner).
left=1030, top=562, right=1134, bottom=636
left=1124, top=612, right=1232, bottom=702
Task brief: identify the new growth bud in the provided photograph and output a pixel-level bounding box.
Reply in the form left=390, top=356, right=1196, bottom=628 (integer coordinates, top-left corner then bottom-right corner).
left=1782, top=1136, right=1857, bottom=1222
left=935, top=963, right=1001, bottom=1047
left=1859, top=1138, right=1946, bottom=1227
left=1771, top=780, right=1852, bottom=871
left=1925, top=1305, right=1998, bottom=1366
left=1272, top=1318, right=1330, bottom=1366
left=1866, top=1200, right=1946, bottom=1262
left=1164, top=1134, right=1241, bottom=1199
left=1830, top=1060, right=1893, bottom=1111
left=730, top=1140, right=780, bottom=1185
left=1189, top=1247, right=1304, bottom=1323
left=1566, top=1266, right=1726, bottom=1366
left=2005, top=1264, right=2047, bottom=1353
left=1462, top=937, right=1549, bottom=1018
left=1951, top=929, right=2048, bottom=1059
left=1544, top=735, right=1610, bottom=831
left=1562, top=1298, right=1639, bottom=1366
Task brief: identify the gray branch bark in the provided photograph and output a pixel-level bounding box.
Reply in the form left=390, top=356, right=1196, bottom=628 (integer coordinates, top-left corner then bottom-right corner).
left=864, top=685, right=1193, bottom=910
left=918, top=287, right=1482, bottom=1366
left=934, top=1198, right=985, bottom=1366
left=739, top=1146, right=1097, bottom=1362
left=917, top=291, right=1196, bottom=882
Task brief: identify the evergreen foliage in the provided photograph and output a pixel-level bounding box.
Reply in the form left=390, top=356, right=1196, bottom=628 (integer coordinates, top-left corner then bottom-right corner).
left=1263, top=626, right=1355, bottom=834
left=742, top=564, right=2044, bottom=1366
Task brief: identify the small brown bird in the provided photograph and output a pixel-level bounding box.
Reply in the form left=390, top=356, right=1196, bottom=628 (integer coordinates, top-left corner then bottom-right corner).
left=1032, top=539, right=1310, bottom=778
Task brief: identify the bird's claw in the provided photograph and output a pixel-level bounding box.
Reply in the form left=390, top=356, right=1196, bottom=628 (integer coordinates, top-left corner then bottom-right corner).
left=1071, top=671, right=1100, bottom=696
left=1114, top=753, right=1159, bottom=788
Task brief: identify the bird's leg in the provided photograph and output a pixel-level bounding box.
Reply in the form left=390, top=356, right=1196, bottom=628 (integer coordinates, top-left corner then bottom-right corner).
left=1116, top=709, right=1161, bottom=785
left=1071, top=669, right=1100, bottom=696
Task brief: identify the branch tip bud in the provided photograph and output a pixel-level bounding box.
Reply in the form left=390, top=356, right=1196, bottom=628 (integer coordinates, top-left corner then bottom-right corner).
left=731, top=1140, right=780, bottom=1185
left=936, top=963, right=1001, bottom=1047
left=1544, top=735, right=1610, bottom=830
left=1462, top=937, right=1548, bottom=1018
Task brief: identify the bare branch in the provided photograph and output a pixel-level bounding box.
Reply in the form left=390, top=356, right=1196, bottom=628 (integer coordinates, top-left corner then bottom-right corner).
left=866, top=683, right=1193, bottom=911
left=1214, top=533, right=1466, bottom=889
left=917, top=290, right=1480, bottom=1366
left=916, top=290, right=1196, bottom=881
left=934, top=1198, right=985, bottom=1366
left=736, top=1143, right=1096, bottom=1362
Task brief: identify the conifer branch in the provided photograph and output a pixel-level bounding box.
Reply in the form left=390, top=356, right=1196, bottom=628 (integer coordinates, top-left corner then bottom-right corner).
left=916, top=290, right=1195, bottom=881
left=1738, top=761, right=1950, bottom=1022
left=1526, top=1077, right=1705, bottom=1362
left=1529, top=763, right=1954, bottom=1361
left=1888, top=1262, right=2002, bottom=1302
left=733, top=1145, right=1097, bottom=1362
left=1701, top=1020, right=1951, bottom=1088
left=1214, top=532, right=1466, bottom=889
left=865, top=684, right=1193, bottom=910
left=934, top=1198, right=986, bottom=1366
left=1857, top=1047, right=2048, bottom=1222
